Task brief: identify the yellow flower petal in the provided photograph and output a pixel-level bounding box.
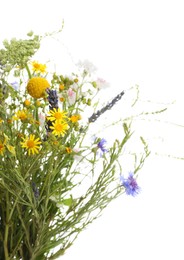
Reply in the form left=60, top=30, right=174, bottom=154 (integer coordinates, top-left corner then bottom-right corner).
left=6, top=145, right=16, bottom=156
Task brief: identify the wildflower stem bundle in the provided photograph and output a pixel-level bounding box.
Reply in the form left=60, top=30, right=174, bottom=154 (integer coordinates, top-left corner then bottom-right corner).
left=0, top=30, right=150, bottom=259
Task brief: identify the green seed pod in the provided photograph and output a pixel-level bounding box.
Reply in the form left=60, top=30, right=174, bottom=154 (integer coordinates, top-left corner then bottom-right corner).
left=82, top=97, right=86, bottom=104
left=87, top=98, right=91, bottom=106
left=92, top=81, right=97, bottom=88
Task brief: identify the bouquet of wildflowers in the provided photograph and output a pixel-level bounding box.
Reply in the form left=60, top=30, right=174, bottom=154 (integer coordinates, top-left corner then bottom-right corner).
left=0, top=30, right=150, bottom=259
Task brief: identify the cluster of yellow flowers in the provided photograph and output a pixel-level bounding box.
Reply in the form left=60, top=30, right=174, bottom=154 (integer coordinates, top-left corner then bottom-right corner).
left=0, top=61, right=82, bottom=156
left=47, top=108, right=69, bottom=137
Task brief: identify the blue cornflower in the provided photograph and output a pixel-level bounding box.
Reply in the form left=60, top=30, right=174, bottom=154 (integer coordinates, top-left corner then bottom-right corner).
left=11, top=81, right=19, bottom=91
left=120, top=172, right=140, bottom=196
left=97, top=138, right=108, bottom=156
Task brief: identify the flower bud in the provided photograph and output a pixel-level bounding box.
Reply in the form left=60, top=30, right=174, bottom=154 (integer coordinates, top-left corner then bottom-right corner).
left=74, top=78, right=78, bottom=83
left=87, top=99, right=91, bottom=106
left=24, top=99, right=31, bottom=107
left=36, top=100, right=41, bottom=107
left=92, top=81, right=97, bottom=88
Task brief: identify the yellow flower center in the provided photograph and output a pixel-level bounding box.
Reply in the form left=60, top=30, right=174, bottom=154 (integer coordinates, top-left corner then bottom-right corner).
left=0, top=143, right=5, bottom=155
left=34, top=63, right=40, bottom=69
left=60, top=97, right=65, bottom=102
left=54, top=112, right=63, bottom=120
left=55, top=124, right=64, bottom=131
left=27, top=140, right=35, bottom=148
left=19, top=112, right=27, bottom=120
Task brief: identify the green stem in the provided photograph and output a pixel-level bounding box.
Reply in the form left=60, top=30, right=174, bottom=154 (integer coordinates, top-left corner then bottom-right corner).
left=8, top=154, right=41, bottom=221
left=33, top=101, right=39, bottom=122
left=48, top=243, right=72, bottom=259
left=4, top=225, right=9, bottom=260
left=4, top=192, right=10, bottom=260
left=25, top=63, right=32, bottom=79
left=16, top=205, right=32, bottom=255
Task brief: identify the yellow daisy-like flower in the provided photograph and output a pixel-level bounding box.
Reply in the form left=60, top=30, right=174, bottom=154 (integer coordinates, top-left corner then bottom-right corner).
left=21, top=134, right=41, bottom=155
left=32, top=61, right=47, bottom=73
left=13, top=109, right=28, bottom=121
left=50, top=121, right=69, bottom=137
left=47, top=108, right=68, bottom=122
left=0, top=141, right=5, bottom=156
left=70, top=114, right=81, bottom=123
left=27, top=77, right=50, bottom=99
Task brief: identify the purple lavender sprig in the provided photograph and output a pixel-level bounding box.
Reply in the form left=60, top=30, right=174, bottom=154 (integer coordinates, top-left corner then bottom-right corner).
left=46, top=89, right=59, bottom=110
left=45, top=89, right=59, bottom=134
left=88, top=90, right=125, bottom=123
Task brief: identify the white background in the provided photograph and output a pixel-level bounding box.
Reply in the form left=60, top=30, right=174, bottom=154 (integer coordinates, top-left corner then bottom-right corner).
left=1, top=1, right=184, bottom=259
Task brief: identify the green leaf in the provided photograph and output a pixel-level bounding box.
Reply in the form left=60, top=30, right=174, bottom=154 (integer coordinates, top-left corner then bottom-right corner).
left=63, top=197, right=73, bottom=206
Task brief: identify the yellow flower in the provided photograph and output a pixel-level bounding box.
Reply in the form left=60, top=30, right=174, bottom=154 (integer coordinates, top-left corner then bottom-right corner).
left=0, top=141, right=5, bottom=155
left=47, top=108, right=68, bottom=122
left=32, top=61, right=47, bottom=73
left=21, top=134, right=41, bottom=155
left=70, top=114, right=81, bottom=123
left=6, top=145, right=16, bottom=156
left=24, top=99, right=31, bottom=107
left=39, top=64, right=47, bottom=73
left=59, top=84, right=65, bottom=91
left=66, top=147, right=72, bottom=154
left=27, top=77, right=50, bottom=99
left=3, top=134, right=9, bottom=144
left=50, top=121, right=69, bottom=137
left=13, top=110, right=28, bottom=121
left=0, top=118, right=3, bottom=124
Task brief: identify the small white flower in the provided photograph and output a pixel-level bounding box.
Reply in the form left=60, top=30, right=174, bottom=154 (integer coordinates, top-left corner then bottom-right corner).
left=96, top=77, right=110, bottom=90
left=77, top=59, right=97, bottom=74
left=67, top=88, right=76, bottom=105
left=38, top=112, right=45, bottom=127
left=73, top=148, right=83, bottom=161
